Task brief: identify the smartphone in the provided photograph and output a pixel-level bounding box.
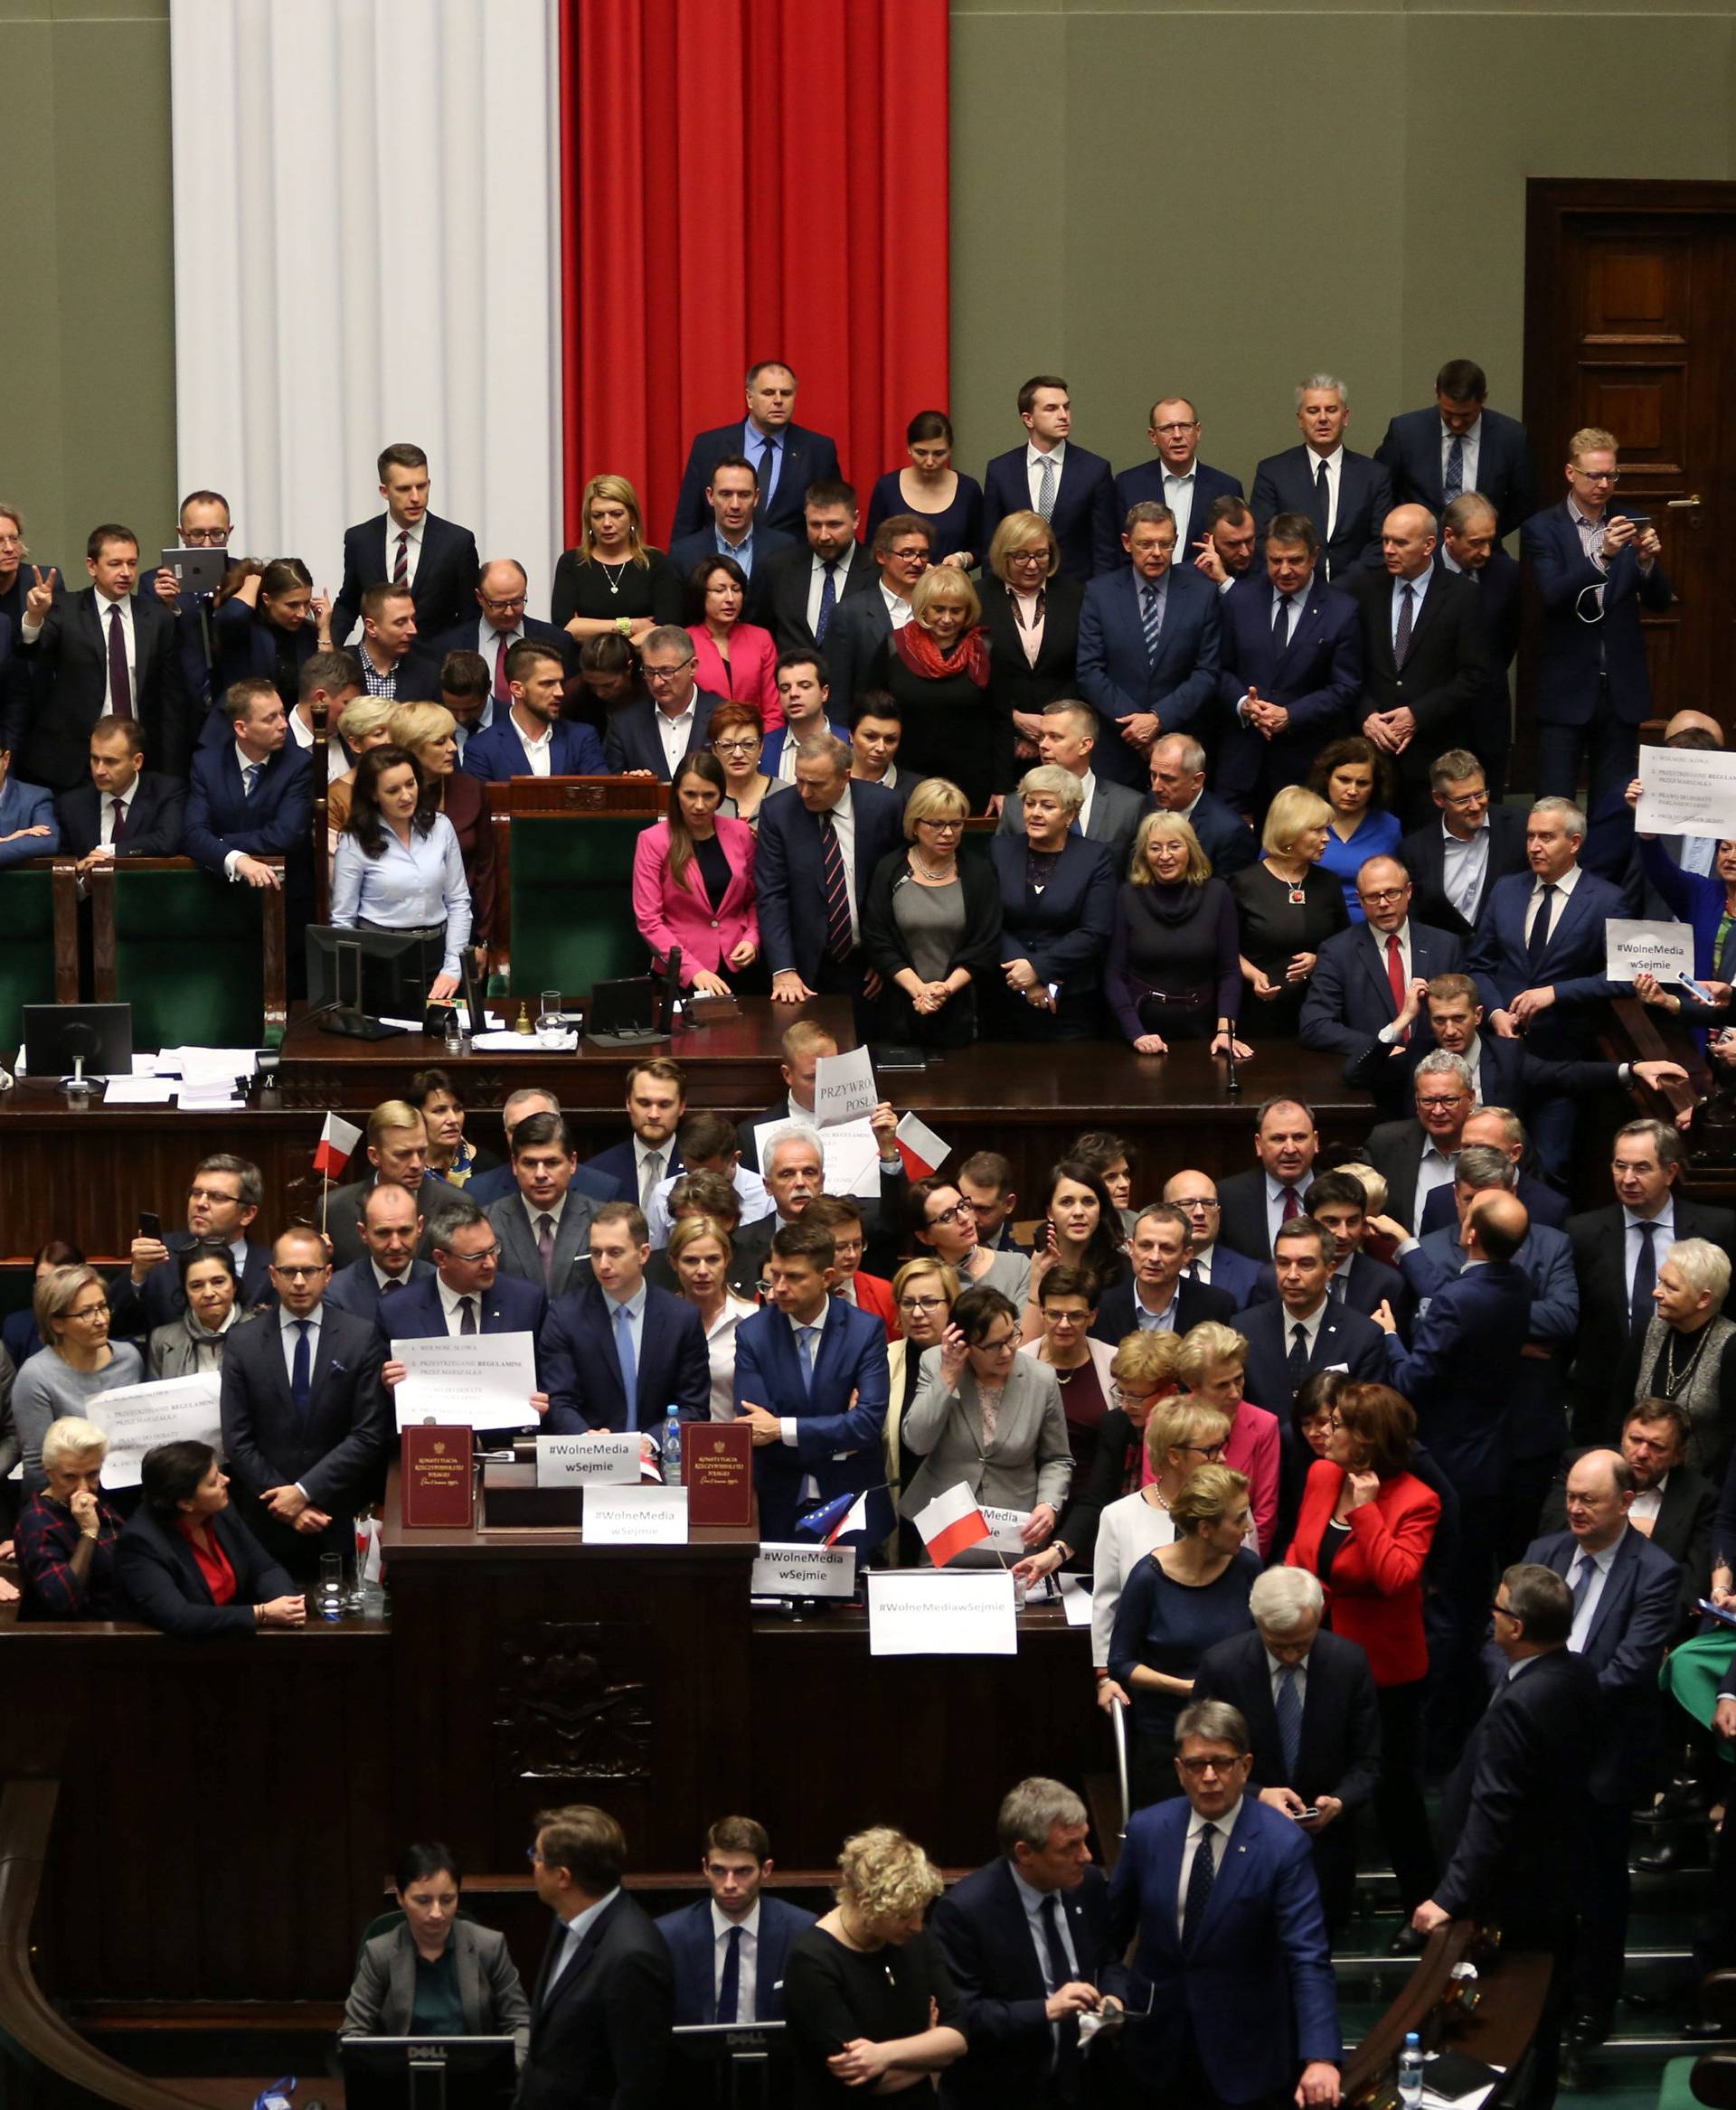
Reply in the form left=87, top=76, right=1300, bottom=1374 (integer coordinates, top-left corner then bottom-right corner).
left=1682, top=977, right=1718, bottom=1007
left=1292, top=1806, right=1321, bottom=1823
left=138, top=1210, right=162, bottom=1239
left=1042, top=1218, right=1057, bottom=1251
left=1620, top=513, right=1652, bottom=531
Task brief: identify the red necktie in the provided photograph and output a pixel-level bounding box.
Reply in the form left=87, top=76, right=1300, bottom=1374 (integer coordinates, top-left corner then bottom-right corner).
left=1386, top=933, right=1409, bottom=1043
left=493, top=631, right=511, bottom=702
left=110, top=796, right=127, bottom=846
left=107, top=604, right=133, bottom=718
left=1279, top=1186, right=1301, bottom=1222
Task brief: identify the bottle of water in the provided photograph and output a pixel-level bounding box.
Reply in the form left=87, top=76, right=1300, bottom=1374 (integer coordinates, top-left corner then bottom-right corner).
left=661, top=1409, right=684, bottom=1486
left=1399, top=2032, right=1424, bottom=2110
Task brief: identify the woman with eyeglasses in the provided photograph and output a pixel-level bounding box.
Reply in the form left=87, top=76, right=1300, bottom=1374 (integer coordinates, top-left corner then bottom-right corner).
left=881, top=1257, right=959, bottom=1561
left=862, top=777, right=1004, bottom=1049
left=1019, top=1264, right=1115, bottom=1478
left=552, top=473, right=683, bottom=645
left=865, top=569, right=997, bottom=815
left=1175, top=1322, right=1281, bottom=1558
left=14, top=1267, right=144, bottom=1499
left=979, top=511, right=1083, bottom=785
left=907, top=1178, right=1031, bottom=1309
left=708, top=701, right=790, bottom=829
left=1108, top=1462, right=1260, bottom=1805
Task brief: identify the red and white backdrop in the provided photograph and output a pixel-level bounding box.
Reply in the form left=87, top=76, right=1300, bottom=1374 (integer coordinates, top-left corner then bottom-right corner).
left=170, top=0, right=949, bottom=598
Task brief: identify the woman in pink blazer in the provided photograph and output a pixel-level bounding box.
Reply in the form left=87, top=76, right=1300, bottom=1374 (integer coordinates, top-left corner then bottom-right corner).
left=630, top=751, right=760, bottom=994
left=685, top=554, right=781, bottom=726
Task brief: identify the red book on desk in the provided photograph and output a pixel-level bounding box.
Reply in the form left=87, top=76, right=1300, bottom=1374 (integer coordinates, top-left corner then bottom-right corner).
left=401, top=1427, right=476, bottom=1529
left=682, top=1422, right=754, bottom=1528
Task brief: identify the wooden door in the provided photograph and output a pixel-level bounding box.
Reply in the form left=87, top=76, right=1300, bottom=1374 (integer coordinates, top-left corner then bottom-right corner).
left=1523, top=180, right=1736, bottom=720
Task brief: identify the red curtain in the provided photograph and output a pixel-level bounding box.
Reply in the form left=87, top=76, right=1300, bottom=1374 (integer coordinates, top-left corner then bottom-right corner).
left=560, top=0, right=951, bottom=551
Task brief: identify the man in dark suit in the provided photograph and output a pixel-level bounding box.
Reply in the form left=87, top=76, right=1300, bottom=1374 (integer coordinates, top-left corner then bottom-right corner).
left=1145, top=732, right=1257, bottom=875
left=108, top=1152, right=272, bottom=1339
left=1192, top=1569, right=1382, bottom=1935
left=1437, top=495, right=1523, bottom=797
left=382, top=1193, right=550, bottom=1350
left=820, top=514, right=932, bottom=717
left=0, top=741, right=57, bottom=865
left=1251, top=373, right=1392, bottom=580
left=1107, top=1699, right=1342, bottom=2108
left=1412, top=1566, right=1599, bottom=2110
left=1162, top=1172, right=1263, bottom=1307
left=322, top=1182, right=434, bottom=1322
left=1113, top=396, right=1244, bottom=567
left=1089, top=1204, right=1234, bottom=1344
left=602, top=626, right=721, bottom=779
left=1234, top=1214, right=1386, bottom=1421
left=468, top=1090, right=622, bottom=1212
left=1363, top=1050, right=1477, bottom=1234
left=1397, top=748, right=1529, bottom=939
left=1565, top=1117, right=1736, bottom=1443
left=669, top=362, right=843, bottom=545
left=1077, top=503, right=1221, bottom=790
left=427, top=558, right=578, bottom=705
left=1191, top=494, right=1260, bottom=598
left=981, top=375, right=1118, bottom=583
left=1215, top=512, right=1363, bottom=812
left=931, top=1776, right=1120, bottom=2110
left=1300, top=854, right=1461, bottom=1061
left=1374, top=360, right=1535, bottom=543
left=182, top=679, right=312, bottom=894
left=463, top=640, right=606, bottom=781
left=666, top=454, right=797, bottom=603
left=1246, top=1172, right=1405, bottom=1324
left=1342, top=505, right=1492, bottom=824
left=332, top=442, right=480, bottom=646
left=756, top=736, right=902, bottom=1021
left=1506, top=1451, right=1679, bottom=2057
left=141, top=487, right=233, bottom=712
left=994, top=700, right=1144, bottom=877
left=540, top=1202, right=709, bottom=1434
left=350, top=581, right=443, bottom=703
left=218, top=1225, right=391, bottom=1578
left=1414, top=1103, right=1571, bottom=1236
left=581, top=1057, right=687, bottom=1207
left=486, top=1112, right=600, bottom=1301
left=15, top=523, right=196, bottom=789
left=56, top=714, right=184, bottom=865
left=755, top=482, right=877, bottom=656
left=1523, top=426, right=1673, bottom=805
left=520, top=1804, right=672, bottom=2110
left=1540, top=1402, right=1717, bottom=1625
left=734, top=1220, right=891, bottom=1548
left=760, top=652, right=850, bottom=782
left=320, top=1098, right=450, bottom=1271
left=656, top=1815, right=815, bottom=2027
left=1216, top=1097, right=1321, bottom=1260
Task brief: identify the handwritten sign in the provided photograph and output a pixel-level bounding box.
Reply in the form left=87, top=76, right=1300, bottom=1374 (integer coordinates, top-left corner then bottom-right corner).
left=583, top=1486, right=689, bottom=1544
left=1605, top=918, right=1695, bottom=985
left=536, top=1433, right=644, bottom=1486
left=868, top=1570, right=1018, bottom=1656
left=1636, top=746, right=1736, bottom=842
left=750, top=1541, right=856, bottom=1598
left=815, top=1046, right=878, bottom=1128
left=394, top=1331, right=539, bottom=1431
left=820, top=1117, right=885, bottom=1200
left=88, top=1373, right=222, bottom=1488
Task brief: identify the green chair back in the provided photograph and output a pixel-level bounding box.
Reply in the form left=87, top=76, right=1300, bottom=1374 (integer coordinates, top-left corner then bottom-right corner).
left=111, top=868, right=269, bottom=1050
left=0, top=871, right=62, bottom=1046
left=508, top=817, right=647, bottom=994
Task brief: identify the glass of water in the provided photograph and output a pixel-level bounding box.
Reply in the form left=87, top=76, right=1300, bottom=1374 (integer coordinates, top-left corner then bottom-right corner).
left=537, top=988, right=563, bottom=1036
left=317, top=1551, right=344, bottom=1620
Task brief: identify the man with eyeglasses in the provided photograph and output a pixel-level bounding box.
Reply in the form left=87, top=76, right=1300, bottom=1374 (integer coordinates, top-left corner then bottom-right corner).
left=146, top=488, right=232, bottom=711
left=601, top=623, right=722, bottom=780
left=219, top=1225, right=390, bottom=1578
left=1162, top=1173, right=1261, bottom=1307
left=1363, top=1050, right=1477, bottom=1233
left=1523, top=424, right=1670, bottom=805
left=108, top=1152, right=272, bottom=1338
left=462, top=640, right=605, bottom=782
left=1113, top=396, right=1244, bottom=564
left=382, top=1194, right=549, bottom=1352
left=1397, top=748, right=1528, bottom=940
left=1299, top=853, right=1461, bottom=1070
left=1089, top=1204, right=1233, bottom=1343
left=816, top=516, right=933, bottom=720
left=430, top=557, right=576, bottom=712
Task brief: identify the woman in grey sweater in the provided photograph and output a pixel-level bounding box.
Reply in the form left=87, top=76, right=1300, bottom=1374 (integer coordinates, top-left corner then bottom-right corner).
left=14, top=1266, right=143, bottom=1498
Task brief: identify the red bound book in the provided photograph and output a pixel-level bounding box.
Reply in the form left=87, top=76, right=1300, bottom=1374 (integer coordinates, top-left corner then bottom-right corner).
left=681, top=1421, right=754, bottom=1528
left=401, top=1427, right=476, bottom=1529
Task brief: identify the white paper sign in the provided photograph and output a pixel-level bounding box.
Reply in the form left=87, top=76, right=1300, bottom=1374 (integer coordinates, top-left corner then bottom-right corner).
left=1057, top=1573, right=1093, bottom=1627
left=394, top=1331, right=539, bottom=1431
left=536, top=1433, right=644, bottom=1486
left=88, top=1373, right=222, bottom=1487
left=1605, top=918, right=1695, bottom=984
left=980, top=1505, right=1032, bottom=1557
left=815, top=1047, right=878, bottom=1128
left=868, top=1570, right=1019, bottom=1655
left=1637, top=746, right=1736, bottom=841
left=821, top=1117, right=884, bottom=1201
left=750, top=1541, right=857, bottom=1597
left=584, top=1485, right=689, bottom=1544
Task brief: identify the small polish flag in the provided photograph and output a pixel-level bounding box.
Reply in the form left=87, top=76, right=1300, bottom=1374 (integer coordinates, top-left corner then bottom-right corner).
left=312, top=1113, right=363, bottom=1180
left=894, top=1112, right=949, bottom=1179
left=797, top=1488, right=870, bottom=1545
left=914, top=1482, right=990, bottom=1568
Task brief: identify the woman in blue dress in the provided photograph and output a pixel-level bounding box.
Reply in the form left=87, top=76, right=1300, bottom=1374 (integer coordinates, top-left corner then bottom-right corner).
left=1309, top=735, right=1401, bottom=920
left=864, top=411, right=985, bottom=570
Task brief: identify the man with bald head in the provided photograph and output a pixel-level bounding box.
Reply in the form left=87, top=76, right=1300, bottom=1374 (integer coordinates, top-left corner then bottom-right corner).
left=1298, top=852, right=1461, bottom=1064
left=1344, top=504, right=1492, bottom=824
left=430, top=556, right=578, bottom=712
left=1436, top=494, right=1522, bottom=799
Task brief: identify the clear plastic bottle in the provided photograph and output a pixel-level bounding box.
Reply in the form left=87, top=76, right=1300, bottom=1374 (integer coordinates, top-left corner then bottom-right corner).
left=1399, top=2031, right=1424, bottom=2110
left=661, top=1409, right=684, bottom=1486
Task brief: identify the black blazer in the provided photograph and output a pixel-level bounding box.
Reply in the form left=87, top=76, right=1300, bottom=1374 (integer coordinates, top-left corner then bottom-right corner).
left=331, top=511, right=481, bottom=645
left=1341, top=566, right=1493, bottom=788
left=980, top=574, right=1086, bottom=732
left=218, top=1304, right=392, bottom=1520
left=821, top=586, right=896, bottom=719
left=602, top=690, right=722, bottom=779
left=55, top=771, right=186, bottom=859
left=116, top=1501, right=297, bottom=1638
left=1176, top=789, right=1259, bottom=878
left=1397, top=803, right=1529, bottom=939
left=756, top=542, right=877, bottom=656
left=669, top=421, right=843, bottom=544
left=1233, top=1296, right=1387, bottom=1421
left=1215, top=1166, right=1299, bottom=1262
left=1435, top=546, right=1522, bottom=768
left=1375, top=405, right=1536, bottom=544
left=988, top=831, right=1118, bottom=996
left=519, top=1891, right=674, bottom=2110
left=1089, top=1274, right=1233, bottom=1346
left=18, top=588, right=196, bottom=789
left=1250, top=446, right=1392, bottom=580
left=860, top=846, right=1005, bottom=1036
left=754, top=777, right=904, bottom=982
left=982, top=445, right=1119, bottom=582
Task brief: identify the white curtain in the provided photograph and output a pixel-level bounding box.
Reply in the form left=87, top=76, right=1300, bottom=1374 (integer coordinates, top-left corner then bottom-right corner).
left=169, top=0, right=563, bottom=619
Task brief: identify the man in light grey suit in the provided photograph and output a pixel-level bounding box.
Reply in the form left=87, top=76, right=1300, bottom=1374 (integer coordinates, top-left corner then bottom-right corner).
left=821, top=513, right=934, bottom=716
left=486, top=1110, right=599, bottom=1300
left=995, top=698, right=1144, bottom=878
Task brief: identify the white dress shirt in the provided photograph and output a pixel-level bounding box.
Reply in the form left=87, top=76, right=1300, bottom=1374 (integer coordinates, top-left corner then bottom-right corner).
left=633, top=1136, right=673, bottom=1210
left=1026, top=439, right=1068, bottom=513
left=278, top=1302, right=323, bottom=1384
left=827, top=786, right=862, bottom=940
left=518, top=714, right=555, bottom=777
left=1567, top=1530, right=1624, bottom=1653
left=1163, top=466, right=1198, bottom=558
left=1267, top=1644, right=1309, bottom=1712
left=711, top=1901, right=760, bottom=2020
left=1263, top=1173, right=1309, bottom=1252
left=1074, top=770, right=1098, bottom=837
left=436, top=1274, right=485, bottom=1336
left=1440, top=417, right=1481, bottom=497
left=656, top=700, right=699, bottom=777
left=702, top=1295, right=760, bottom=1420
left=1524, top=860, right=1582, bottom=947
left=545, top=1888, right=620, bottom=1994
left=478, top=617, right=525, bottom=663
left=1010, top=1861, right=1079, bottom=2060
left=879, top=582, right=915, bottom=631
left=1284, top=1297, right=1329, bottom=1361
left=389, top=515, right=424, bottom=589
left=1371, top=920, right=1413, bottom=1042
left=99, top=777, right=139, bottom=847
left=1441, top=820, right=1492, bottom=927
left=1176, top=1796, right=1243, bottom=1936
left=1630, top=1474, right=1666, bottom=1531
left=1307, top=447, right=1344, bottom=541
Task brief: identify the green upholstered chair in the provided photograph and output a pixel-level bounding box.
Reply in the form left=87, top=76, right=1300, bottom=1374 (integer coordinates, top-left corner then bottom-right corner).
left=486, top=777, right=664, bottom=997
left=90, top=858, right=287, bottom=1050
left=0, top=860, right=80, bottom=1046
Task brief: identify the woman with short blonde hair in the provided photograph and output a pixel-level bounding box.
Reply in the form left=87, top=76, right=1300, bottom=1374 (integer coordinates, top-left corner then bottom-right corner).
left=1231, top=783, right=1346, bottom=1037
left=868, top=557, right=996, bottom=815
left=863, top=777, right=1002, bottom=1050
left=1109, top=810, right=1247, bottom=1059
left=12, top=1415, right=124, bottom=1620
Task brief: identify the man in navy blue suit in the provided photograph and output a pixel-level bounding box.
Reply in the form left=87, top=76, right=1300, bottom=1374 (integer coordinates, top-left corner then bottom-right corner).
left=1251, top=373, right=1392, bottom=581
left=1089, top=1204, right=1235, bottom=1344
left=1112, top=395, right=1244, bottom=569
left=1162, top=1172, right=1263, bottom=1308
left=539, top=1202, right=709, bottom=1436
left=57, top=715, right=184, bottom=865
left=183, top=678, right=312, bottom=890
left=1234, top=1215, right=1386, bottom=1422
left=582, top=1057, right=687, bottom=1208
left=381, top=1194, right=549, bottom=1361
left=602, top=626, right=722, bottom=779
left=1523, top=426, right=1673, bottom=805
left=670, top=363, right=843, bottom=545
left=462, top=640, right=605, bottom=782
left=656, top=1815, right=815, bottom=2027
left=1077, top=503, right=1221, bottom=790
left=1146, top=733, right=1257, bottom=876
left=323, top=1182, right=433, bottom=1322
left=331, top=442, right=480, bottom=646
left=1374, top=359, right=1535, bottom=543
left=1107, top=1698, right=1342, bottom=2108
left=1299, top=853, right=1460, bottom=1060
left=666, top=454, right=797, bottom=601
left=1244, top=1173, right=1404, bottom=1327
left=980, top=376, right=1119, bottom=583
left=427, top=558, right=578, bottom=702
left=1215, top=512, right=1362, bottom=812
left=931, top=1776, right=1120, bottom=2110
left=760, top=651, right=850, bottom=783
left=1437, top=498, right=1522, bottom=797
left=0, top=740, right=58, bottom=866
left=735, top=1220, right=891, bottom=1548
left=1397, top=749, right=1529, bottom=940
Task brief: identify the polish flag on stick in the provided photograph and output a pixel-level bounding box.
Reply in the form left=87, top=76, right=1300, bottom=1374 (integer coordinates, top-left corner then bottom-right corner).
left=914, top=1483, right=991, bottom=1568
left=894, top=1112, right=949, bottom=1179
left=313, top=1114, right=363, bottom=1232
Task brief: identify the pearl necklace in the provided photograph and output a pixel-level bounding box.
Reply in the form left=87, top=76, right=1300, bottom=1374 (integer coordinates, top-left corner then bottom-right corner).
left=911, top=852, right=956, bottom=881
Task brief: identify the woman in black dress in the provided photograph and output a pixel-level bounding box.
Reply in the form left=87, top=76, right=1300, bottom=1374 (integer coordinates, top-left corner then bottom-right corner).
left=867, top=569, right=997, bottom=813
left=784, top=1826, right=967, bottom=2106
left=1106, top=811, right=1251, bottom=1058
left=550, top=474, right=683, bottom=648
left=979, top=510, right=1084, bottom=791
left=1230, top=784, right=1348, bottom=1037
left=863, top=410, right=985, bottom=569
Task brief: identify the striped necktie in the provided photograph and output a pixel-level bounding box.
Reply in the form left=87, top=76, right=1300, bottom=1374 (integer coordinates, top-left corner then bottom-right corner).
left=1140, top=581, right=1164, bottom=663
left=819, top=813, right=852, bottom=961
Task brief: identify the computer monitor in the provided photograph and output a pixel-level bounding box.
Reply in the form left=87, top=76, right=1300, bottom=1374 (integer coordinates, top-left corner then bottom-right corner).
left=21, top=1003, right=133, bottom=1088
left=340, top=2033, right=516, bottom=2110
left=306, top=925, right=446, bottom=1031
left=584, top=975, right=666, bottom=1048
left=672, top=2021, right=789, bottom=2110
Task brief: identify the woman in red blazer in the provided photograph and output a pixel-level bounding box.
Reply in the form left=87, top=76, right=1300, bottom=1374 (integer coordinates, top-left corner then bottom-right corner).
left=630, top=752, right=759, bottom=993
left=1286, top=1380, right=1439, bottom=1917
left=685, top=554, right=780, bottom=726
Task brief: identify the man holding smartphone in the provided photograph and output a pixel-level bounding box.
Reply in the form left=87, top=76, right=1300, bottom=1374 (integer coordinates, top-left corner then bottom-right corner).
left=108, top=1153, right=273, bottom=1339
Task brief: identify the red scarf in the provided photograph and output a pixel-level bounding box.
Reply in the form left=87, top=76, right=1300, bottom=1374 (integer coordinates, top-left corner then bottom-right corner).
left=892, top=620, right=990, bottom=689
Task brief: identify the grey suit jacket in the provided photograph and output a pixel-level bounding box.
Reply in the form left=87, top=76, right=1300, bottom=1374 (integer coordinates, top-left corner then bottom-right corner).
left=995, top=773, right=1144, bottom=880
left=899, top=1348, right=1072, bottom=1532
left=486, top=1190, right=598, bottom=1299
left=343, top=1917, right=531, bottom=2058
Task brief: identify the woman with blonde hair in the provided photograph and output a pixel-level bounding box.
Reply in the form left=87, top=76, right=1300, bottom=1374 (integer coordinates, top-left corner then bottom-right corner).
left=866, top=566, right=997, bottom=813
left=12, top=1416, right=125, bottom=1619
left=665, top=1214, right=757, bottom=1422
left=1230, top=782, right=1347, bottom=1034
left=551, top=472, right=683, bottom=645
left=884, top=1258, right=960, bottom=1545
left=1175, top=1320, right=1281, bottom=1555
left=784, top=1826, right=967, bottom=2105
left=988, top=762, right=1118, bottom=1040
left=862, top=776, right=1003, bottom=1048
left=1612, top=1236, right=1736, bottom=1473
left=14, top=1267, right=144, bottom=1496
left=389, top=698, right=494, bottom=945
left=1107, top=809, right=1250, bottom=1058
left=325, top=693, right=400, bottom=840
left=980, top=508, right=1083, bottom=777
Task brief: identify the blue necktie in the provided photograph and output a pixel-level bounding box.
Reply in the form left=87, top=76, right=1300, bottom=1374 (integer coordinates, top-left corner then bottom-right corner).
left=290, top=1319, right=312, bottom=1414
left=799, top=1324, right=818, bottom=1396
left=1183, top=1823, right=1217, bottom=1950
left=1276, top=1663, right=1303, bottom=1779
left=613, top=1302, right=638, bottom=1431
left=816, top=561, right=839, bottom=644
left=1140, top=581, right=1164, bottom=663
left=717, top=1924, right=742, bottom=2023
left=242, top=762, right=261, bottom=800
